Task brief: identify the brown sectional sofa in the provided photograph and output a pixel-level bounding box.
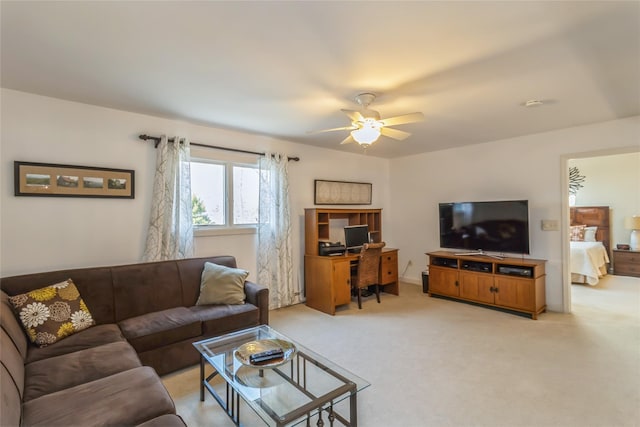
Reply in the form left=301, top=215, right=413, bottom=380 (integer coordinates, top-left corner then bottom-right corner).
left=1, top=256, right=269, bottom=426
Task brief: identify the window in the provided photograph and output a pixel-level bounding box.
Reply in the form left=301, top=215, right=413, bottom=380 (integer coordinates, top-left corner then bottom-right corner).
left=191, top=158, right=259, bottom=228
left=232, top=166, right=259, bottom=224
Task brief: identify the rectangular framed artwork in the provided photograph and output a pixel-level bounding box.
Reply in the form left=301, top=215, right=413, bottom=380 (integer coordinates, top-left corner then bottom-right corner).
left=14, top=161, right=135, bottom=198
left=314, top=179, right=372, bottom=205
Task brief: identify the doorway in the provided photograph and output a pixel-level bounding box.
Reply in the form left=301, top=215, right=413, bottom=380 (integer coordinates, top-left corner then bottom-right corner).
left=561, top=148, right=640, bottom=312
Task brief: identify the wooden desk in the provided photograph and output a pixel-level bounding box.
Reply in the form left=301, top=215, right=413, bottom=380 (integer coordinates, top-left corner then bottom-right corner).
left=304, top=248, right=399, bottom=315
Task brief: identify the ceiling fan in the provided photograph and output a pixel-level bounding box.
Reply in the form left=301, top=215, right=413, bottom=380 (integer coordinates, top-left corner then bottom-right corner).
left=309, top=93, right=424, bottom=147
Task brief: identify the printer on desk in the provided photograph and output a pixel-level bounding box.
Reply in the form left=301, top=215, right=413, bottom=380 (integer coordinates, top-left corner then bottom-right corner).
left=319, top=241, right=346, bottom=256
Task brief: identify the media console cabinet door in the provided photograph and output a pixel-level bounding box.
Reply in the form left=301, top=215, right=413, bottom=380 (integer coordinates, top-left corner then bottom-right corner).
left=429, top=267, right=459, bottom=297
left=459, top=271, right=495, bottom=304
left=493, top=276, right=535, bottom=311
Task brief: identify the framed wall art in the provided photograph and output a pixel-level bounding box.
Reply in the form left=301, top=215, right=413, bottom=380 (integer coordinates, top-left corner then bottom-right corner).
left=14, top=161, right=135, bottom=198
left=314, top=179, right=372, bottom=205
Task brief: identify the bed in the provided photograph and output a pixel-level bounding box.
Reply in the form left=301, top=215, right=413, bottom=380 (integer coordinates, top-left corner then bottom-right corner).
left=570, top=206, right=611, bottom=285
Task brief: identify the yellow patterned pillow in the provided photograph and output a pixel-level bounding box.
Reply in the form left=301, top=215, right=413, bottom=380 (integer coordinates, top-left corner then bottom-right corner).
left=8, top=279, right=95, bottom=347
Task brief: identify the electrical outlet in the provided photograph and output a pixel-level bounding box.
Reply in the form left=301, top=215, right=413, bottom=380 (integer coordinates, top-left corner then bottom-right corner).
left=541, top=220, right=559, bottom=231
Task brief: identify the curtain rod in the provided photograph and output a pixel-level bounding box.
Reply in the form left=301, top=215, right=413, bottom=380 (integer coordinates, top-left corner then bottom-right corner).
left=138, top=134, right=300, bottom=162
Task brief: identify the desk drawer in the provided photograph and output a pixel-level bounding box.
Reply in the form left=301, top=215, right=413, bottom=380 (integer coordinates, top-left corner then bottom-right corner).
left=380, top=252, right=398, bottom=285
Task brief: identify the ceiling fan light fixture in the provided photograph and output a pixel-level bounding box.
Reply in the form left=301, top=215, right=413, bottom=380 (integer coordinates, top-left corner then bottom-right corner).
left=310, top=92, right=423, bottom=147
left=351, top=120, right=381, bottom=145
left=351, top=128, right=380, bottom=145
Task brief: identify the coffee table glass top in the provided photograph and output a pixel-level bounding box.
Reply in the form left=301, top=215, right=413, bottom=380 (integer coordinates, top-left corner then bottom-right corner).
left=193, top=325, right=370, bottom=426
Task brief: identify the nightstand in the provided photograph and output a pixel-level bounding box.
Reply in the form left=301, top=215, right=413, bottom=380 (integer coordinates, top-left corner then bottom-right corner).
left=612, top=249, right=640, bottom=278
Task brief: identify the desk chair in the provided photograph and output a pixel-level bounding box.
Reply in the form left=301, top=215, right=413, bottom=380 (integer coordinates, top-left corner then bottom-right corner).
left=352, top=242, right=386, bottom=309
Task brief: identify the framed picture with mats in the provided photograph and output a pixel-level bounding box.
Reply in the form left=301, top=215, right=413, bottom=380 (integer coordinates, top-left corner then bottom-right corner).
left=14, top=161, right=135, bottom=199
left=314, top=179, right=372, bottom=205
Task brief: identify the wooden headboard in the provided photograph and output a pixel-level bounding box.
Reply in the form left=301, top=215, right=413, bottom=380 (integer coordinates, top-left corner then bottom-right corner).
left=570, top=206, right=611, bottom=256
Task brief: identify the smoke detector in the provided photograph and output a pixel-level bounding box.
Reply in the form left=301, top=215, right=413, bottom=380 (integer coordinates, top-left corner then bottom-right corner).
left=524, top=99, right=544, bottom=107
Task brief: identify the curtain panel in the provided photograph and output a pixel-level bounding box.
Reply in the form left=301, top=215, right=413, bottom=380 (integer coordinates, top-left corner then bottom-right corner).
left=143, top=136, right=194, bottom=262
left=257, top=153, right=297, bottom=309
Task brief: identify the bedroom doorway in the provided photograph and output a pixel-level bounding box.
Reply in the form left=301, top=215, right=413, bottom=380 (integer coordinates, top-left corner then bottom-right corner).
left=562, top=147, right=640, bottom=313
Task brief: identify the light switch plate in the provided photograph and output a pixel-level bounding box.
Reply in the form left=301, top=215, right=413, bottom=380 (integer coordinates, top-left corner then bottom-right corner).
left=541, top=220, right=559, bottom=231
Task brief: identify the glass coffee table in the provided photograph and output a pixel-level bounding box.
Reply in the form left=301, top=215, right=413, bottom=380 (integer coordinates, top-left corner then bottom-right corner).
left=193, top=325, right=369, bottom=427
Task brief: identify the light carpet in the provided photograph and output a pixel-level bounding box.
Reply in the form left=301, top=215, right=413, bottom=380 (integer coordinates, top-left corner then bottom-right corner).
left=163, top=275, right=640, bottom=426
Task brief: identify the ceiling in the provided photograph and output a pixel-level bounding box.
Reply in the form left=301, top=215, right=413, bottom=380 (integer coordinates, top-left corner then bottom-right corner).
left=2, top=1, right=639, bottom=158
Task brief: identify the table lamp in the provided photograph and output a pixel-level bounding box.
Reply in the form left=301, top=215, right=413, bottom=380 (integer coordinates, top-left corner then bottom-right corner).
left=624, top=215, right=640, bottom=250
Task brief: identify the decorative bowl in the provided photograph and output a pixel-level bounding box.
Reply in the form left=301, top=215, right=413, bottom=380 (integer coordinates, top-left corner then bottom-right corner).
left=234, top=339, right=296, bottom=368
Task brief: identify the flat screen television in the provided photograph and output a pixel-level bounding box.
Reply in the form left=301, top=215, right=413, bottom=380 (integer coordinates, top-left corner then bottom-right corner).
left=439, top=200, right=530, bottom=255
left=344, top=225, right=369, bottom=253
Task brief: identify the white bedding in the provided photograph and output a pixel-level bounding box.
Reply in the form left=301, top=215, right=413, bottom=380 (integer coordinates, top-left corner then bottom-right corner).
left=570, top=241, right=610, bottom=285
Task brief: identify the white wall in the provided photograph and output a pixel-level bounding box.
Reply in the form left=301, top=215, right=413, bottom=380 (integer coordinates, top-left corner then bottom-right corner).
left=3, top=88, right=638, bottom=313
left=570, top=153, right=640, bottom=247
left=0, top=89, right=391, bottom=297
left=390, top=116, right=640, bottom=312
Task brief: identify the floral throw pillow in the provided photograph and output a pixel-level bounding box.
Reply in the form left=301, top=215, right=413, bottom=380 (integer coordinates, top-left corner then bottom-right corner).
left=570, top=225, right=586, bottom=241
left=8, top=279, right=95, bottom=347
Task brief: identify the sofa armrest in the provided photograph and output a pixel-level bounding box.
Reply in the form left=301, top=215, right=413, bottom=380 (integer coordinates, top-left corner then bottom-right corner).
left=244, top=281, right=269, bottom=325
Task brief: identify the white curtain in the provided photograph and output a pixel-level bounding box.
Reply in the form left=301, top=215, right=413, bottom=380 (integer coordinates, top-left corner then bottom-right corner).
left=258, top=152, right=297, bottom=309
left=142, top=136, right=194, bottom=262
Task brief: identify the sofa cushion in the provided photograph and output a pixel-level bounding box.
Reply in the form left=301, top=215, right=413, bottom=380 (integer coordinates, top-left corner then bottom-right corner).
left=8, top=279, right=95, bottom=347
left=24, top=341, right=142, bottom=402
left=137, top=414, right=187, bottom=427
left=2, top=291, right=28, bottom=360
left=118, top=307, right=202, bottom=353
left=111, top=261, right=184, bottom=321
left=1, top=364, right=22, bottom=427
left=196, top=262, right=249, bottom=305
left=189, top=303, right=259, bottom=336
left=26, top=323, right=125, bottom=364
left=137, top=339, right=200, bottom=376
left=1, top=328, right=25, bottom=399
left=22, top=366, right=176, bottom=426
left=1, top=266, right=116, bottom=325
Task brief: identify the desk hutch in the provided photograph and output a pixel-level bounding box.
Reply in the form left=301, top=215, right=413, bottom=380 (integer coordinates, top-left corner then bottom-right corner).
left=304, top=208, right=399, bottom=315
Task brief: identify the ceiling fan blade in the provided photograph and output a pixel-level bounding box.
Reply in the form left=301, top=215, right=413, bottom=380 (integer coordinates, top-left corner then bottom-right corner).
left=379, top=112, right=425, bottom=127
left=340, top=134, right=355, bottom=145
left=307, top=126, right=356, bottom=134
left=341, top=109, right=364, bottom=122
left=380, top=127, right=411, bottom=141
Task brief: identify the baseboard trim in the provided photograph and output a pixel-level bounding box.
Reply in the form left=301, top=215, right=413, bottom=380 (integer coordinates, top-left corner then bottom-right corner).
left=399, top=276, right=421, bottom=286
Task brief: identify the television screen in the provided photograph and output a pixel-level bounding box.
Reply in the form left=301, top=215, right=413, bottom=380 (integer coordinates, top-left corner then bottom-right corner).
left=439, top=200, right=530, bottom=254
left=344, top=225, right=369, bottom=252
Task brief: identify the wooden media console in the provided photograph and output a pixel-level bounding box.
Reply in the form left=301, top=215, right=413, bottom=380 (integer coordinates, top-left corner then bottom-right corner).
left=427, top=251, right=546, bottom=319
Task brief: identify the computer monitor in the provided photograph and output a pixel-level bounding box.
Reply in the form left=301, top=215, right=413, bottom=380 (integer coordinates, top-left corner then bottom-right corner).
left=344, top=225, right=369, bottom=252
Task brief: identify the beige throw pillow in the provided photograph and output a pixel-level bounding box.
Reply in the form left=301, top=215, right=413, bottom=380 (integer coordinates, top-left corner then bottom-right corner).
left=584, top=226, right=598, bottom=242
left=196, top=262, right=249, bottom=305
